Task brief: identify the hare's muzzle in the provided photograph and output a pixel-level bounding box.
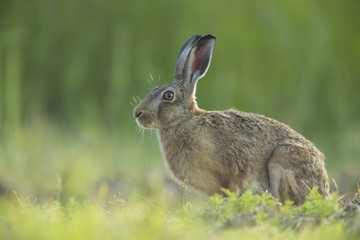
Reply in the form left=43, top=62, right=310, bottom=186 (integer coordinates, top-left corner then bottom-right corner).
left=133, top=106, right=155, bottom=128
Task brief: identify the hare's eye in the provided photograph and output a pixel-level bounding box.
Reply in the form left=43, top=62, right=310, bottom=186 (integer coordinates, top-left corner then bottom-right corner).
left=163, top=91, right=174, bottom=101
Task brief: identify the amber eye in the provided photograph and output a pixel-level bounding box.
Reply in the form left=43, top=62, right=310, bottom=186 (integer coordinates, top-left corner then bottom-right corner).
left=163, top=91, right=174, bottom=101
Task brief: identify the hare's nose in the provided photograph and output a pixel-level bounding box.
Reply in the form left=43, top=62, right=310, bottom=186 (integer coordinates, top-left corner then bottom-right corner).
left=133, top=109, right=143, bottom=118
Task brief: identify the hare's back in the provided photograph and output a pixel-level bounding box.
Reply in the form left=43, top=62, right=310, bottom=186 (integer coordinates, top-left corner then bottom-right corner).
left=200, top=109, right=303, bottom=140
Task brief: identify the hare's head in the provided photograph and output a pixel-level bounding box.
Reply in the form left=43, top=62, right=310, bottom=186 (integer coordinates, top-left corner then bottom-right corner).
left=133, top=34, right=216, bottom=129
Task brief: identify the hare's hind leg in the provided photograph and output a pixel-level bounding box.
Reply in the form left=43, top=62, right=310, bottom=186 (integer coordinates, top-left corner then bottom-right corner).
left=267, top=146, right=307, bottom=205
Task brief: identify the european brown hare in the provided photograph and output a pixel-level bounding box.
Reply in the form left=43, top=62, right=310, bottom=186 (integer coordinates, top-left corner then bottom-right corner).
left=133, top=34, right=329, bottom=205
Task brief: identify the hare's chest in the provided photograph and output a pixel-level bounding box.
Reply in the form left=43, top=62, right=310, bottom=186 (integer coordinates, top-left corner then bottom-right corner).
left=161, top=134, right=222, bottom=194
left=160, top=128, right=222, bottom=194
left=162, top=143, right=204, bottom=180
left=166, top=151, right=221, bottom=194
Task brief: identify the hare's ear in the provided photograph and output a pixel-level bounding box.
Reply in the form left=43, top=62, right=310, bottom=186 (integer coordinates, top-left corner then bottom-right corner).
left=181, top=35, right=216, bottom=93
left=174, top=34, right=202, bottom=82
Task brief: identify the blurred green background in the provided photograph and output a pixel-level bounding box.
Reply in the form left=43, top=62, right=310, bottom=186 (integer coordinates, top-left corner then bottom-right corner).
left=0, top=0, right=359, bottom=202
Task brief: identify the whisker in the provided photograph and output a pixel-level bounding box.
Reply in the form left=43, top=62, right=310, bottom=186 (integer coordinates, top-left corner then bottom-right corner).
left=136, top=125, right=141, bottom=134
left=132, top=96, right=138, bottom=104
left=130, top=95, right=141, bottom=109
left=146, top=128, right=154, bottom=140
left=140, top=127, right=145, bottom=144
left=150, top=128, right=157, bottom=139
left=134, top=121, right=145, bottom=146
left=130, top=102, right=137, bottom=108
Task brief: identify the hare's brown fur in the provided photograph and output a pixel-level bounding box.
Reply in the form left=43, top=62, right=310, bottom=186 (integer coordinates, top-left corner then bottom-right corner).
left=134, top=34, right=329, bottom=205
left=157, top=99, right=328, bottom=205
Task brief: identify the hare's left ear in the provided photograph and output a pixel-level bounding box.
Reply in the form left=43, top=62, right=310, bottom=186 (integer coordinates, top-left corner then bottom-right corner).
left=174, top=34, right=202, bottom=82
left=174, top=34, right=216, bottom=88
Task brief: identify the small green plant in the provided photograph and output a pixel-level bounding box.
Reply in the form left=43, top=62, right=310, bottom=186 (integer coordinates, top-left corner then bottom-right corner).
left=206, top=189, right=277, bottom=224
left=296, top=187, right=339, bottom=218
left=205, top=187, right=355, bottom=231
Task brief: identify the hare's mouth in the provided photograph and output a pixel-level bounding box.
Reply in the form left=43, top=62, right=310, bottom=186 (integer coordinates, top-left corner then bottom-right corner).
left=135, top=114, right=156, bottom=129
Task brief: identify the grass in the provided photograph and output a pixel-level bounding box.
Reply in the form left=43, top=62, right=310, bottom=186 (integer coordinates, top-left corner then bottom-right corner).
left=0, top=123, right=359, bottom=240
left=1, top=186, right=359, bottom=239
